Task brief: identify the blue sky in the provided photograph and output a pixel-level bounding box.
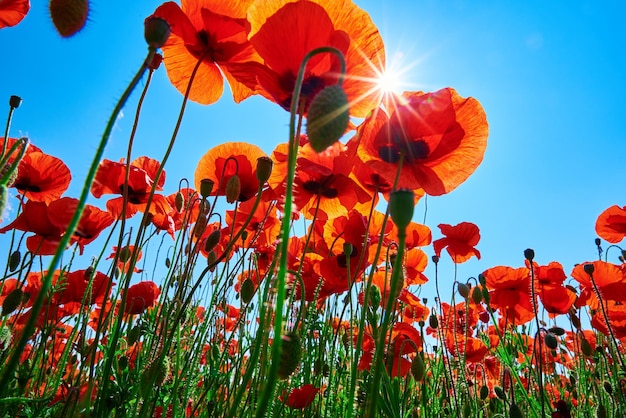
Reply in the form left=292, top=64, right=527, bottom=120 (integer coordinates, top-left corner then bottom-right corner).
left=1, top=1, right=625, bottom=292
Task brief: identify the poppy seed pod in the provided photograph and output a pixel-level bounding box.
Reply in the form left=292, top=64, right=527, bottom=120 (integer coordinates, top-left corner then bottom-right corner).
left=200, top=178, right=214, bottom=199
left=544, top=332, right=558, bottom=350
left=389, top=189, right=415, bottom=231
left=203, top=229, right=221, bottom=253
left=369, top=285, right=381, bottom=308
left=174, top=191, right=184, bottom=212
left=225, top=175, right=241, bottom=203
left=278, top=332, right=302, bottom=379
left=255, top=156, right=273, bottom=183
left=523, top=248, right=534, bottom=261
left=144, top=16, right=171, bottom=49
left=457, top=282, right=470, bottom=299
left=240, top=278, right=255, bottom=304
left=49, top=0, right=89, bottom=38
left=410, top=354, right=425, bottom=381
left=306, top=84, right=350, bottom=153
left=2, top=288, right=23, bottom=316
left=583, top=263, right=595, bottom=275
left=9, top=95, right=22, bottom=109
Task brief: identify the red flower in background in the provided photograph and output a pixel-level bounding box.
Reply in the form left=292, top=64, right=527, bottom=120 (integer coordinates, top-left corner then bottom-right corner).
left=0, top=200, right=67, bottom=255
left=242, top=0, right=385, bottom=116
left=194, top=142, right=267, bottom=202
left=281, top=384, right=320, bottom=409
left=12, top=151, right=71, bottom=204
left=529, top=261, right=576, bottom=316
left=151, top=0, right=259, bottom=104
left=433, top=222, right=481, bottom=263
left=358, top=88, right=489, bottom=196
left=91, top=157, right=170, bottom=219
left=482, top=265, right=534, bottom=325
left=0, top=0, right=30, bottom=28
left=595, top=205, right=626, bottom=244
left=52, top=269, right=112, bottom=307
left=47, top=197, right=114, bottom=254
left=124, top=281, right=160, bottom=315
left=571, top=260, right=626, bottom=309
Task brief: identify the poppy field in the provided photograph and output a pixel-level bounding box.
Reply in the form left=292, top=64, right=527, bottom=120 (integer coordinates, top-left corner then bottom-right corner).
left=1, top=1, right=626, bottom=417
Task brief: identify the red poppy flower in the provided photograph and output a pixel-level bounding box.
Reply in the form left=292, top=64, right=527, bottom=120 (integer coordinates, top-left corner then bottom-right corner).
left=242, top=0, right=385, bottom=116
left=124, top=281, right=160, bottom=315
left=445, top=333, right=488, bottom=363
left=283, top=379, right=321, bottom=405
left=194, top=142, right=267, bottom=202
left=529, top=261, right=575, bottom=316
left=12, top=151, right=72, bottom=204
left=292, top=141, right=370, bottom=219
left=225, top=197, right=280, bottom=249
left=107, top=245, right=143, bottom=274
left=571, top=260, right=626, bottom=309
left=0, top=200, right=68, bottom=255
left=595, top=205, right=626, bottom=244
left=47, top=197, right=114, bottom=254
left=590, top=302, right=626, bottom=340
left=91, top=157, right=170, bottom=219
left=482, top=265, right=534, bottom=325
left=52, top=269, right=112, bottom=307
left=150, top=0, right=259, bottom=104
left=0, top=0, right=29, bottom=28
left=358, top=88, right=489, bottom=195
left=433, top=222, right=481, bottom=263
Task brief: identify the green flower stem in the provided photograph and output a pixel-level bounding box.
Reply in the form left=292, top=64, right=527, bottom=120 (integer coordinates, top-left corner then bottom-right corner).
left=255, top=46, right=346, bottom=418
left=0, top=47, right=157, bottom=396
left=366, top=215, right=407, bottom=417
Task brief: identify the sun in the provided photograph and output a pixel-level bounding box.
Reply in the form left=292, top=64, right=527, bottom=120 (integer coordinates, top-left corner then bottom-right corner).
left=376, top=69, right=401, bottom=95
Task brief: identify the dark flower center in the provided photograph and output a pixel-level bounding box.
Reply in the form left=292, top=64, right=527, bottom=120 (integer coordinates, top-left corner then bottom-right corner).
left=14, top=182, right=41, bottom=192
left=302, top=179, right=338, bottom=198
left=378, top=139, right=430, bottom=164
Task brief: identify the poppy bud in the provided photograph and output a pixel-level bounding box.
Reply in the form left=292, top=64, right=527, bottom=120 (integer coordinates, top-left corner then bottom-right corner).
left=410, top=354, right=425, bottom=381
left=278, top=332, right=301, bottom=380
left=523, top=248, right=534, bottom=261
left=2, top=288, right=23, bottom=316
left=597, top=404, right=607, bottom=418
left=240, top=278, right=255, bottom=304
left=594, top=238, right=601, bottom=246
left=548, top=326, right=565, bottom=336
left=428, top=314, right=438, bottom=329
left=256, top=156, right=273, bottom=183
left=174, top=191, right=184, bottom=212
left=580, top=338, right=593, bottom=357
left=0, top=185, right=7, bottom=216
left=509, top=403, right=523, bottom=418
left=471, top=286, right=483, bottom=304
left=306, top=84, right=350, bottom=153
left=207, top=250, right=217, bottom=270
left=494, top=386, right=505, bottom=400
left=603, top=381, right=612, bottom=395
left=544, top=332, right=558, bottom=350
left=200, top=178, right=214, bottom=199
left=144, top=16, right=171, bottom=49
left=49, top=0, right=89, bottom=38
left=9, top=250, right=21, bottom=272
left=431, top=255, right=439, bottom=264
left=0, top=325, right=12, bottom=351
left=369, top=285, right=381, bottom=308
left=193, top=216, right=208, bottom=238
left=479, top=385, right=489, bottom=400
left=389, top=189, right=415, bottom=231
left=1, top=162, right=18, bottom=188
left=204, top=229, right=221, bottom=253
left=128, top=325, right=142, bottom=345
left=119, top=246, right=132, bottom=263
left=457, top=282, right=470, bottom=299
left=140, top=359, right=167, bottom=397
left=225, top=175, right=241, bottom=203
left=9, top=95, right=22, bottom=109
left=583, top=263, right=595, bottom=275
